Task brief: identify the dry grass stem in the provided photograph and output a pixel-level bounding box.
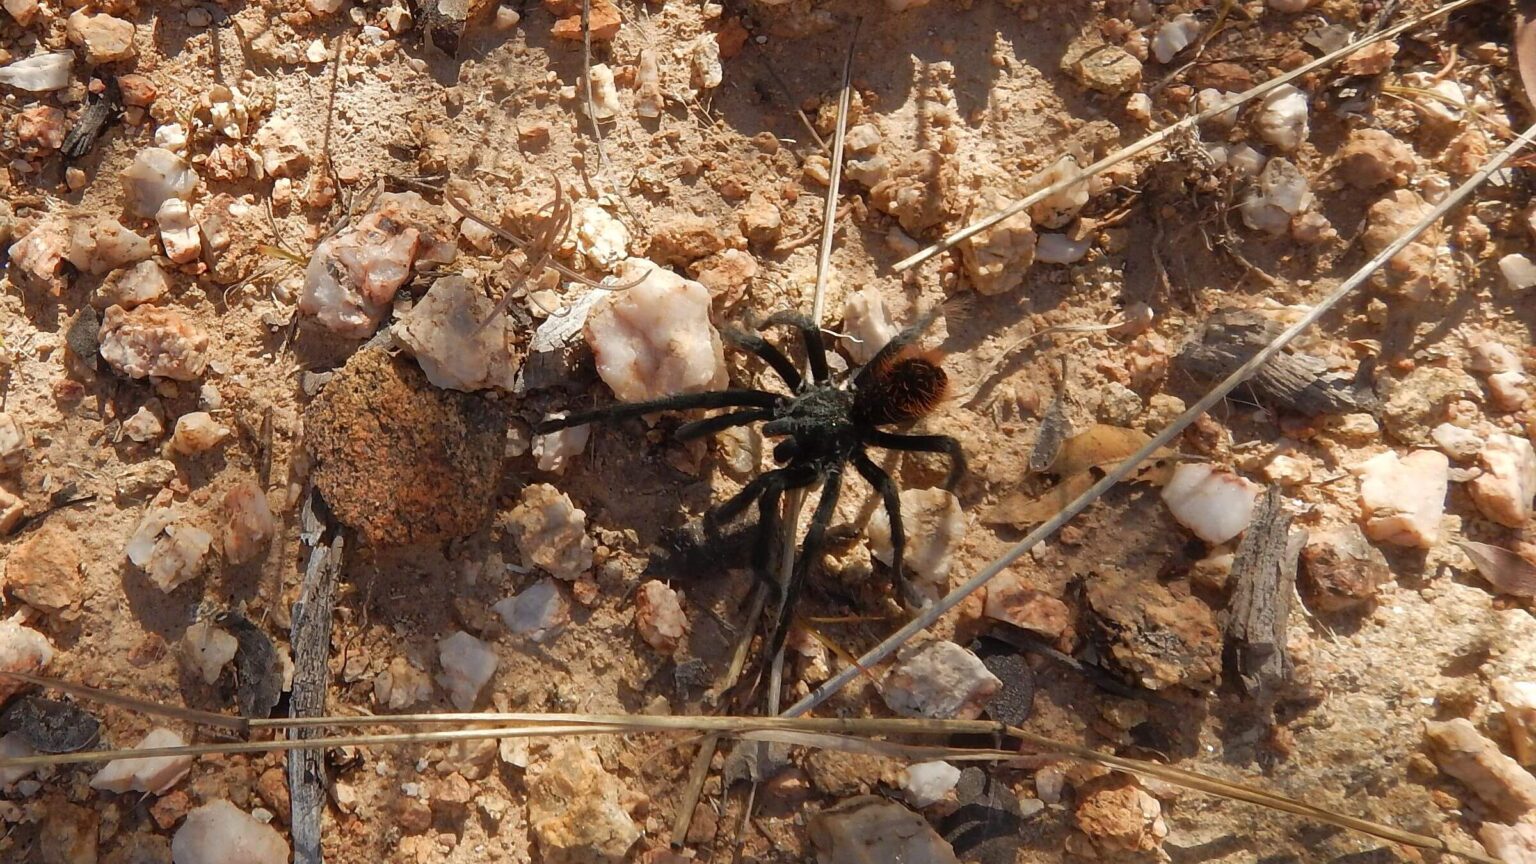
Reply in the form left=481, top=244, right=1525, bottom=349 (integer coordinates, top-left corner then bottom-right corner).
left=891, top=0, right=1485, bottom=272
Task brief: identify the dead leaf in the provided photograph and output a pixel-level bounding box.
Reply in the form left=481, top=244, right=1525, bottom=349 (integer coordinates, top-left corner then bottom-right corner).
left=984, top=472, right=1096, bottom=527
left=985, top=428, right=1179, bottom=528
left=1454, top=539, right=1536, bottom=598
left=1053, top=424, right=1173, bottom=476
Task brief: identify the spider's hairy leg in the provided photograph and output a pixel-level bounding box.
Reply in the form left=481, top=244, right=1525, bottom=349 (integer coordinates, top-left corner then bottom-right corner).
left=763, top=310, right=830, bottom=384
left=747, top=464, right=818, bottom=595
left=534, top=389, right=780, bottom=433
left=673, top=409, right=774, bottom=441
left=723, top=329, right=802, bottom=392
left=767, top=466, right=844, bottom=660
left=866, top=429, right=966, bottom=491
left=706, top=464, right=807, bottom=531
left=852, top=449, right=916, bottom=608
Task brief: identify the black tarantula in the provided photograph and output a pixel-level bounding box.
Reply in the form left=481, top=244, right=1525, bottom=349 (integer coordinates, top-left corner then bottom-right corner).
left=536, top=311, right=965, bottom=658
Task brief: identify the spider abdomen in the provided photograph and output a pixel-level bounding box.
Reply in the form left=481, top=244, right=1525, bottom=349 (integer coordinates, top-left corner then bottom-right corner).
left=854, top=347, right=949, bottom=427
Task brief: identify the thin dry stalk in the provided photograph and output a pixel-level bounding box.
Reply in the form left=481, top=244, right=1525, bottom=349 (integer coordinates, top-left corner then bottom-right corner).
left=785, top=119, right=1536, bottom=722
left=0, top=681, right=1503, bottom=864
left=891, top=0, right=1485, bottom=272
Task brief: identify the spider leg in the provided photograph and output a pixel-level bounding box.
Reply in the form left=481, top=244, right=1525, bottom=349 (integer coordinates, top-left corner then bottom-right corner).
left=852, top=449, right=918, bottom=609
left=766, top=466, right=844, bottom=661
left=866, top=429, right=967, bottom=491
left=535, top=389, right=780, bottom=433
left=707, top=464, right=806, bottom=530
left=724, top=329, right=802, bottom=392
left=748, top=464, right=819, bottom=597
left=764, top=310, right=830, bottom=385
left=673, top=409, right=774, bottom=441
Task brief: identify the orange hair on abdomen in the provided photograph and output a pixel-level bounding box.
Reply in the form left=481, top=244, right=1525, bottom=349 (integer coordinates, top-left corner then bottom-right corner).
left=855, top=346, right=949, bottom=426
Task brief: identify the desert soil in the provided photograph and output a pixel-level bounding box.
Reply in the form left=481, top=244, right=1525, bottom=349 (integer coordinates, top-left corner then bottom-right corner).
left=2, top=0, right=1536, bottom=862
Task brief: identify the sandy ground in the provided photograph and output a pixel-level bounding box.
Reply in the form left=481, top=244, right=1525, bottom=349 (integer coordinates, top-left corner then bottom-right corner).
left=2, top=0, right=1536, bottom=862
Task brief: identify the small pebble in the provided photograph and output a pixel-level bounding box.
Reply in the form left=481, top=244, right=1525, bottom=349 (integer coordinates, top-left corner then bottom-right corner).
left=1161, top=463, right=1261, bottom=545
left=881, top=639, right=1001, bottom=720
left=437, top=631, right=497, bottom=711
left=171, top=800, right=289, bottom=864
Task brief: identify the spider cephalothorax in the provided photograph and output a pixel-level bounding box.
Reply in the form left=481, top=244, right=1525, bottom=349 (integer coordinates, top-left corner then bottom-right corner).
left=536, top=311, right=965, bottom=657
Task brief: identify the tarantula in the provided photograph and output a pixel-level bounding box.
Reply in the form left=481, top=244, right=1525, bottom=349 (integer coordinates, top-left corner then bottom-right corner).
left=536, top=311, right=965, bottom=658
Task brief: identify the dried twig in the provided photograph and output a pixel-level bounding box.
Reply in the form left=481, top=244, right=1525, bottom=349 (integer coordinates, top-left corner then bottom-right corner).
left=288, top=492, right=344, bottom=864
left=891, top=0, right=1486, bottom=272
left=785, top=117, right=1536, bottom=722
left=0, top=680, right=1505, bottom=864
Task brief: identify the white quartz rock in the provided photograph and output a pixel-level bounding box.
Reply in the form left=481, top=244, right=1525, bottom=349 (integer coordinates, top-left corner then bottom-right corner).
left=91, top=728, right=193, bottom=795
left=1493, top=678, right=1536, bottom=767
left=901, top=760, right=961, bottom=808
left=533, top=415, right=589, bottom=473
left=634, top=579, right=687, bottom=653
left=867, top=488, right=964, bottom=593
left=221, top=480, right=275, bottom=565
left=0, top=51, right=72, bottom=92
left=1499, top=254, right=1536, bottom=291
left=126, top=507, right=213, bottom=591
left=1468, top=433, right=1536, bottom=528
left=690, top=34, right=722, bottom=90
left=1036, top=233, right=1092, bottom=264
left=494, top=578, right=569, bottom=642
left=169, top=411, right=231, bottom=455
left=586, top=63, right=621, bottom=121
left=1255, top=84, right=1309, bottom=152
left=1028, top=155, right=1090, bottom=230
left=572, top=202, right=630, bottom=272
left=635, top=49, right=663, bottom=118
left=1431, top=423, right=1483, bottom=461
left=438, top=631, right=498, bottom=711
left=121, top=148, right=198, bottom=219
left=1355, top=449, right=1449, bottom=548
left=881, top=639, right=1000, bottom=720
left=64, top=215, right=153, bottom=275
left=100, top=259, right=170, bottom=309
left=99, top=304, right=210, bottom=381
left=585, top=257, right=727, bottom=403
left=392, top=275, right=518, bottom=391
left=1161, top=463, right=1261, bottom=544
left=1241, top=157, right=1311, bottom=234
left=0, top=615, right=53, bottom=703
left=156, top=198, right=202, bottom=265
left=300, top=192, right=449, bottom=337
left=841, top=286, right=898, bottom=364
left=172, top=800, right=289, bottom=864
left=181, top=620, right=238, bottom=685
left=507, top=483, right=595, bottom=580
left=1152, top=14, right=1200, bottom=64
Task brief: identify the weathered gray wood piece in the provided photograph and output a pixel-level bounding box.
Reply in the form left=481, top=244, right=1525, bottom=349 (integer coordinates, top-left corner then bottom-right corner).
left=288, top=493, right=344, bottom=864
left=1179, top=310, right=1375, bottom=415
left=1223, top=486, right=1304, bottom=699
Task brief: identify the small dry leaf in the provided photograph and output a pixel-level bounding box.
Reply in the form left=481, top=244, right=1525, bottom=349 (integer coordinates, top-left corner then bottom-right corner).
left=1454, top=539, right=1536, bottom=598
left=985, top=471, right=1097, bottom=527
left=1053, top=424, right=1172, bottom=477
left=987, top=425, right=1178, bottom=528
